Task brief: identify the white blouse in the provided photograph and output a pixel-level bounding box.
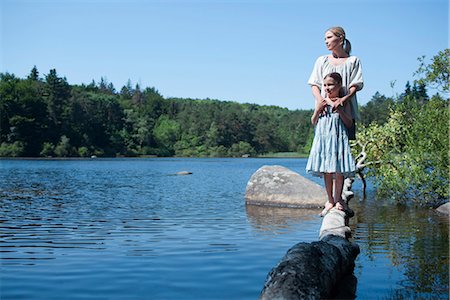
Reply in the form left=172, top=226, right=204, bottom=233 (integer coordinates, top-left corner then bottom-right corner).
left=308, top=55, right=364, bottom=119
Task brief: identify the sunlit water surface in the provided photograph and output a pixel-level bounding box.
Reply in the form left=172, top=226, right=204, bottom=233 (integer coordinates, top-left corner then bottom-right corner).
left=1, top=158, right=448, bottom=299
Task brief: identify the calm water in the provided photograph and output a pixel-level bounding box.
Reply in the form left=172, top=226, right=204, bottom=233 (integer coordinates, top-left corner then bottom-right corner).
left=0, top=158, right=448, bottom=299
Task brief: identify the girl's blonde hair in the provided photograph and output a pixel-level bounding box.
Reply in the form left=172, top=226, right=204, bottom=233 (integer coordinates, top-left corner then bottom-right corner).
left=327, top=26, right=351, bottom=55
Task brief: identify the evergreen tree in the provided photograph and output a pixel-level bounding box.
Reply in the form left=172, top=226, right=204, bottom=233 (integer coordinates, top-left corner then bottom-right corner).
left=44, top=69, right=71, bottom=143
left=28, top=66, right=39, bottom=81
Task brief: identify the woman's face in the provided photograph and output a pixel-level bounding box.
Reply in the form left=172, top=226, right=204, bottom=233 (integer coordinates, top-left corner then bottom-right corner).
left=323, top=76, right=341, bottom=97
left=324, top=30, right=342, bottom=51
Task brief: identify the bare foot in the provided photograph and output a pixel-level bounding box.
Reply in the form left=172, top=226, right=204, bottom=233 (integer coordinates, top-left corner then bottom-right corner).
left=335, top=200, right=348, bottom=211
left=320, top=202, right=335, bottom=217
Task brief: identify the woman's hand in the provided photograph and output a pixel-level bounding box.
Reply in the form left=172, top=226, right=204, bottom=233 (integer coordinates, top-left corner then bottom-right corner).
left=311, top=98, right=328, bottom=125
left=330, top=96, right=346, bottom=111
left=316, top=98, right=328, bottom=114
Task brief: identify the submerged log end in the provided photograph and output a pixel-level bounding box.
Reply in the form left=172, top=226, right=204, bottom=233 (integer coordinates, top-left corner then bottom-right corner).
left=259, top=208, right=360, bottom=300
left=259, top=237, right=359, bottom=300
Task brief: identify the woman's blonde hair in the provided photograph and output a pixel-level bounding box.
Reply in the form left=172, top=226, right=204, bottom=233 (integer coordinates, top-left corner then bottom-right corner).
left=327, top=26, right=351, bottom=55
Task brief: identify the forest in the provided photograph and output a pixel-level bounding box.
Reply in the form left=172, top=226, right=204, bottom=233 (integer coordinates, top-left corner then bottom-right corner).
left=0, top=66, right=416, bottom=159
left=0, top=67, right=315, bottom=158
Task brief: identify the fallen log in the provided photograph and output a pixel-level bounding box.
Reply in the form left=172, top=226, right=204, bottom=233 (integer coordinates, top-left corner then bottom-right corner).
left=259, top=208, right=359, bottom=300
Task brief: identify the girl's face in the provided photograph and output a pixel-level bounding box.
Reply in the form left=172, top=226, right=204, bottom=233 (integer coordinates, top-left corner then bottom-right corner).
left=324, top=30, right=342, bottom=51
left=323, top=77, right=341, bottom=97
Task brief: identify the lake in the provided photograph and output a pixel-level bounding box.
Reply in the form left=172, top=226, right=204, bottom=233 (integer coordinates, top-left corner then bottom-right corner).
left=1, top=158, right=448, bottom=299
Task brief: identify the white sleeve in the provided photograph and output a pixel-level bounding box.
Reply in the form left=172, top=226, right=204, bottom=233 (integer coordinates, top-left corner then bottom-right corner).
left=308, top=56, right=324, bottom=88
left=349, top=57, right=364, bottom=91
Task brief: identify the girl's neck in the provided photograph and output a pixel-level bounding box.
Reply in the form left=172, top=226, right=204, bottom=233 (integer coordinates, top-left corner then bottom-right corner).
left=328, top=94, right=339, bottom=99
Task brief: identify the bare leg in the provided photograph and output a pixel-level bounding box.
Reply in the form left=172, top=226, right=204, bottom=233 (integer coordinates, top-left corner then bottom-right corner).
left=324, top=173, right=334, bottom=202
left=334, top=173, right=348, bottom=211
left=320, top=173, right=335, bottom=216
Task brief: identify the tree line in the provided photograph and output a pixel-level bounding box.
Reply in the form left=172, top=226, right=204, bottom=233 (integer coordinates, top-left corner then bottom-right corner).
left=0, top=59, right=442, bottom=160
left=0, top=67, right=314, bottom=158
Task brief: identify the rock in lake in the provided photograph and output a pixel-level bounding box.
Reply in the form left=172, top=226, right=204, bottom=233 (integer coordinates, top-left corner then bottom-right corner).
left=176, top=171, right=193, bottom=175
left=245, top=165, right=327, bottom=208
left=436, top=202, right=450, bottom=215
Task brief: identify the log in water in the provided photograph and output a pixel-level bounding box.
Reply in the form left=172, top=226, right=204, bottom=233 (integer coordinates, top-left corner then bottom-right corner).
left=259, top=208, right=359, bottom=299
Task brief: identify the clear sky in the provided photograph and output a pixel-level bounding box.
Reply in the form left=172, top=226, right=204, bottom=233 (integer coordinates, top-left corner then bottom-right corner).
left=1, top=0, right=448, bottom=110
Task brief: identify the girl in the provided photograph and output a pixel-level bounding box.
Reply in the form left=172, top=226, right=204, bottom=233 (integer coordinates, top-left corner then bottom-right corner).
left=306, top=72, right=356, bottom=216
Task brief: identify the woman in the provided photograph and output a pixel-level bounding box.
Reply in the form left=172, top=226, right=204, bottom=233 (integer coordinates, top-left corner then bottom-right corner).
left=308, top=26, right=364, bottom=140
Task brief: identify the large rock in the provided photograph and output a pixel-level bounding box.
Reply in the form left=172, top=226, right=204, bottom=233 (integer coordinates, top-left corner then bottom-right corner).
left=436, top=202, right=450, bottom=215
left=245, top=165, right=327, bottom=208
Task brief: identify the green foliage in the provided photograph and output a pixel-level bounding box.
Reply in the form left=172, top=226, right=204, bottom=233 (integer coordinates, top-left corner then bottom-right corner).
left=0, top=141, right=25, bottom=157
left=0, top=67, right=315, bottom=158
left=54, top=135, right=72, bottom=157
left=40, top=142, right=55, bottom=157
left=77, top=146, right=90, bottom=157
left=355, top=94, right=449, bottom=206
left=359, top=92, right=394, bottom=126
left=354, top=49, right=449, bottom=206
left=228, top=141, right=256, bottom=157
left=153, top=115, right=181, bottom=156
left=414, top=49, right=450, bottom=92
left=44, top=69, right=71, bottom=143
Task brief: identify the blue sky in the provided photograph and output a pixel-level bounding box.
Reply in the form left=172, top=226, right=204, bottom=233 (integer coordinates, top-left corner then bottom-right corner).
left=1, top=0, right=448, bottom=110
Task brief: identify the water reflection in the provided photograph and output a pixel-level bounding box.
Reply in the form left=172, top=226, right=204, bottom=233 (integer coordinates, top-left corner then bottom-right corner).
left=350, top=198, right=449, bottom=299
left=245, top=204, right=320, bottom=234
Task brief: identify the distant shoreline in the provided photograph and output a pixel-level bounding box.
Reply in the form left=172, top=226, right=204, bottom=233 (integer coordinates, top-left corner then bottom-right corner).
left=0, top=152, right=309, bottom=160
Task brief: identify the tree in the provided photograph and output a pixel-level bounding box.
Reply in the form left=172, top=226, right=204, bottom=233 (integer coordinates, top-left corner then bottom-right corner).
left=354, top=50, right=449, bottom=205
left=153, top=115, right=181, bottom=155
left=66, top=88, right=124, bottom=155
left=356, top=95, right=448, bottom=205
left=359, top=92, right=394, bottom=126
left=54, top=135, right=72, bottom=157
left=205, top=121, right=220, bottom=148
left=120, top=79, right=133, bottom=98
left=0, top=141, right=25, bottom=157
left=28, top=66, right=39, bottom=81
left=40, top=142, right=54, bottom=157
left=0, top=73, right=20, bottom=143
left=98, top=77, right=115, bottom=94
left=414, top=49, right=450, bottom=92
left=0, top=71, right=48, bottom=156
left=228, top=141, right=255, bottom=157
left=44, top=69, right=71, bottom=143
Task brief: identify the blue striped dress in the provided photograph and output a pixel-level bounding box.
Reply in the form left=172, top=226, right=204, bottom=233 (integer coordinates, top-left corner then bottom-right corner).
left=306, top=105, right=356, bottom=178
